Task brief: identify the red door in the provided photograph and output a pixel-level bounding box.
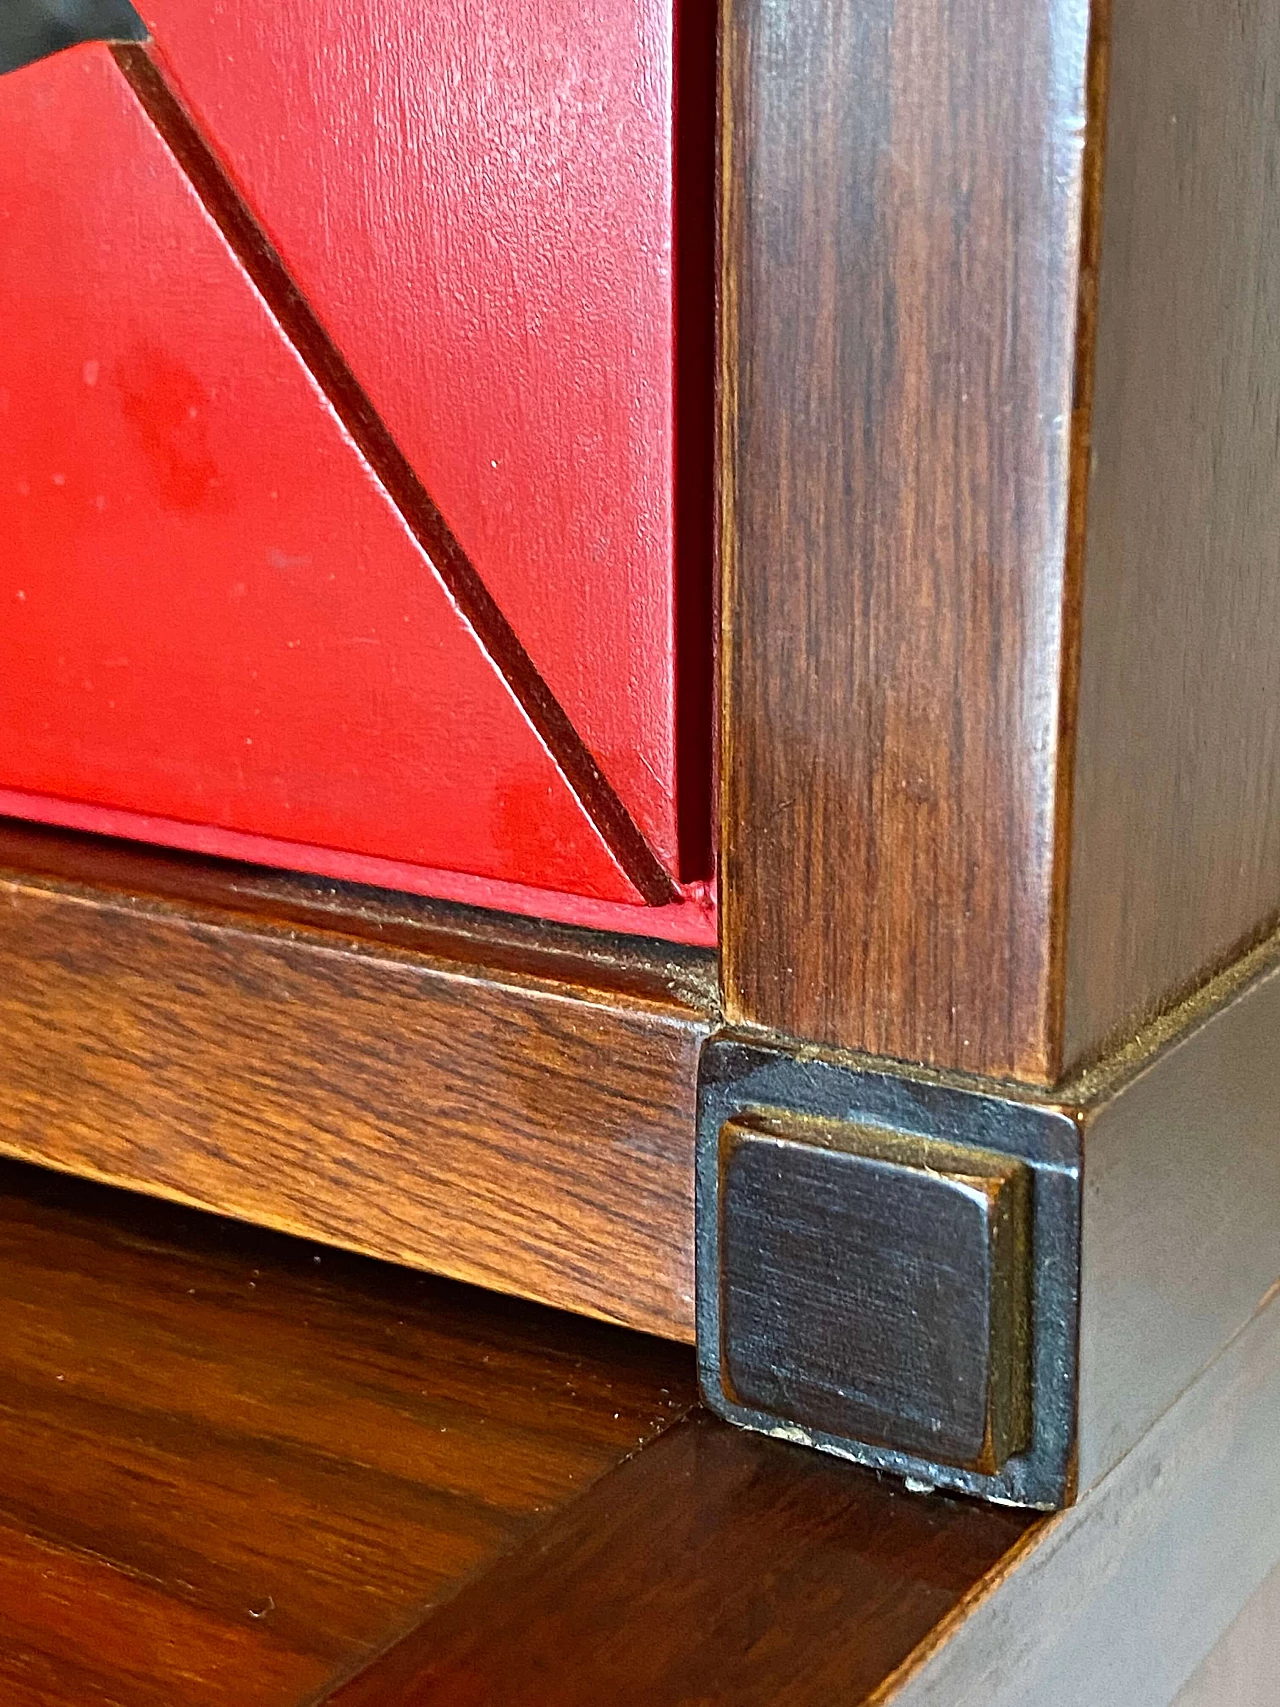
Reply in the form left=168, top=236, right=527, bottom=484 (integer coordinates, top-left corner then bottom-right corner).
left=0, top=6, right=714, bottom=942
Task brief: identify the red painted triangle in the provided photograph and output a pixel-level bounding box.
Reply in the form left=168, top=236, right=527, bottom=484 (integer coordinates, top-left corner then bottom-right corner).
left=137, top=0, right=695, bottom=876
left=0, top=44, right=641, bottom=903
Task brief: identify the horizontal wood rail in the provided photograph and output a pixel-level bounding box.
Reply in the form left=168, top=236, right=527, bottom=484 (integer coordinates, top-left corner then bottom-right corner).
left=2, top=1118, right=1274, bottom=1706
left=0, top=819, right=713, bottom=1341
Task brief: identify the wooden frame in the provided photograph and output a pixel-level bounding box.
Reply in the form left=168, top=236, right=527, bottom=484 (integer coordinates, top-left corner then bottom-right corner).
left=0, top=819, right=711, bottom=1341
left=2, top=0, right=1280, bottom=1686
left=719, top=0, right=1280, bottom=1084
left=2, top=0, right=1280, bottom=1681
left=704, top=0, right=1280, bottom=1509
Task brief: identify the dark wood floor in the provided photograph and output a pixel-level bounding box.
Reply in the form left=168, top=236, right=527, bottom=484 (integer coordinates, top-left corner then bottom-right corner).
left=0, top=1158, right=1038, bottom=1706
left=0, top=1159, right=695, bottom=1706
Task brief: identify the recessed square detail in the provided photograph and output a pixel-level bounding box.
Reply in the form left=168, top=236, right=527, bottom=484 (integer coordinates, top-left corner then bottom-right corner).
left=697, top=1037, right=1081, bottom=1508
left=717, top=1113, right=1032, bottom=1475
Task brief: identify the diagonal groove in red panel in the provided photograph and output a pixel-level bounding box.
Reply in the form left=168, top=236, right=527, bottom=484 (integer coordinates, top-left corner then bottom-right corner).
left=107, top=40, right=679, bottom=908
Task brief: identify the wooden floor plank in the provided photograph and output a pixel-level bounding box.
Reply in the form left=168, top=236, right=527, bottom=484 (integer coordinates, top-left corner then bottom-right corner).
left=0, top=1153, right=1038, bottom=1707
left=327, top=1415, right=1038, bottom=1707
left=0, top=1160, right=695, bottom=1706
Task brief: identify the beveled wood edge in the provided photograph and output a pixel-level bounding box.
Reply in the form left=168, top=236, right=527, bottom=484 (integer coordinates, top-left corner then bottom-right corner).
left=0, top=816, right=718, bottom=1013
left=1044, top=0, right=1111, bottom=1079
left=865, top=1516, right=1051, bottom=1707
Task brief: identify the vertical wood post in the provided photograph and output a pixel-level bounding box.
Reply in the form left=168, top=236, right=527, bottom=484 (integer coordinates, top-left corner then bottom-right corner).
left=720, top=0, right=1280, bottom=1085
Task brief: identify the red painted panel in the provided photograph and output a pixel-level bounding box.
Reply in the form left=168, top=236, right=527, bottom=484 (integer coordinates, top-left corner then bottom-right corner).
left=0, top=43, right=642, bottom=904
left=136, top=0, right=697, bottom=877
left=0, top=787, right=718, bottom=945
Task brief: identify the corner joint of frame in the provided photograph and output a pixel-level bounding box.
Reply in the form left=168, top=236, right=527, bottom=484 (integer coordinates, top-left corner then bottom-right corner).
left=695, top=1032, right=1082, bottom=1511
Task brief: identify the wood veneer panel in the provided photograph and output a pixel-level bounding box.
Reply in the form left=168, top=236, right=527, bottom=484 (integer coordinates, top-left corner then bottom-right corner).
left=721, top=0, right=1280, bottom=1083
left=1062, top=0, right=1280, bottom=1068
left=887, top=1289, right=1280, bottom=1706
left=326, top=1412, right=1037, bottom=1707
left=0, top=827, right=708, bottom=1341
left=720, top=0, right=1094, bottom=1080
left=0, top=1160, right=695, bottom=1707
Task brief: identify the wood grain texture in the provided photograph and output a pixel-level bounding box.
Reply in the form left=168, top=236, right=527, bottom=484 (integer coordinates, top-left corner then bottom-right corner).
left=720, top=0, right=1280, bottom=1082
left=326, top=1412, right=1036, bottom=1707
left=719, top=0, right=1093, bottom=1079
left=0, top=1158, right=695, bottom=1707
left=1063, top=0, right=1280, bottom=1068
left=0, top=822, right=711, bottom=1341
left=718, top=1118, right=1031, bottom=1475
left=886, top=1283, right=1280, bottom=1707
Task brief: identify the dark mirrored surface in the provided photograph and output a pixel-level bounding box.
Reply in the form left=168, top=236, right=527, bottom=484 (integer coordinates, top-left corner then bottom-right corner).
left=0, top=0, right=146, bottom=77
